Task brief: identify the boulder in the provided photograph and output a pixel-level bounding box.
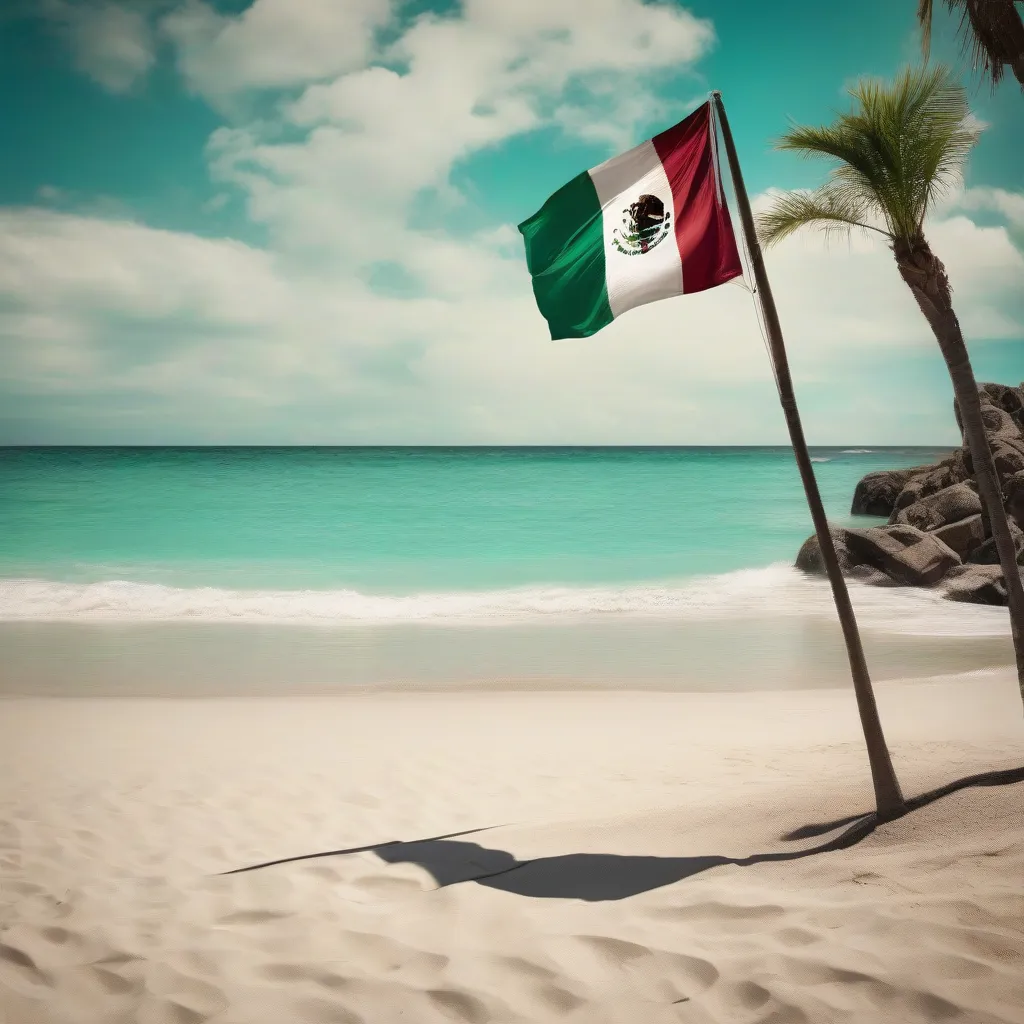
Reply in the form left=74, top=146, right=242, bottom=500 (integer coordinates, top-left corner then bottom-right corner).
left=943, top=564, right=1007, bottom=606
left=981, top=382, right=1024, bottom=429
left=893, top=482, right=982, bottom=531
left=847, top=564, right=901, bottom=587
left=980, top=402, right=1022, bottom=443
left=960, top=439, right=1024, bottom=479
left=1006, top=470, right=1024, bottom=525
left=992, top=439, right=1024, bottom=482
left=793, top=523, right=963, bottom=587
left=933, top=513, right=986, bottom=559
left=825, top=381, right=1024, bottom=607
left=843, top=525, right=962, bottom=587
left=944, top=447, right=972, bottom=484
left=795, top=528, right=854, bottom=575
left=966, top=519, right=1024, bottom=566
left=890, top=454, right=970, bottom=517
left=954, top=384, right=1024, bottom=449
left=851, top=467, right=929, bottom=517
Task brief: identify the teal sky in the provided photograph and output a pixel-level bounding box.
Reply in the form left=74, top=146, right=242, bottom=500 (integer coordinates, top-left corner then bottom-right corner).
left=0, top=0, right=1021, bottom=444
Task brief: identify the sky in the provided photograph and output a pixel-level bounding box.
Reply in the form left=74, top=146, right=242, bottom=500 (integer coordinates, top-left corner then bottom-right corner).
left=0, top=0, right=1021, bottom=445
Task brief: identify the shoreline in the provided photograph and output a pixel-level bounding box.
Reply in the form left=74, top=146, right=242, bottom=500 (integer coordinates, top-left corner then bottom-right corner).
left=0, top=662, right=1015, bottom=699
left=0, top=607, right=1013, bottom=698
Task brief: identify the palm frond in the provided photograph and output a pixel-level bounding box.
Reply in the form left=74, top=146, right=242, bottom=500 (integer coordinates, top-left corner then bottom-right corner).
left=774, top=118, right=895, bottom=232
left=756, top=187, right=887, bottom=250
left=924, top=0, right=1024, bottom=91
left=769, top=65, right=981, bottom=243
left=918, top=0, right=934, bottom=59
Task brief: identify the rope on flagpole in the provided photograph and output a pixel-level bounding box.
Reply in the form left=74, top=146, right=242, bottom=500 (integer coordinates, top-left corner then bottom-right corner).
left=709, top=95, right=781, bottom=396
left=741, top=232, right=782, bottom=394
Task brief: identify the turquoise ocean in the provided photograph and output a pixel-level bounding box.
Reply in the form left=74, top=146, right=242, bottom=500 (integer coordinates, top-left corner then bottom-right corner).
left=0, top=446, right=1012, bottom=695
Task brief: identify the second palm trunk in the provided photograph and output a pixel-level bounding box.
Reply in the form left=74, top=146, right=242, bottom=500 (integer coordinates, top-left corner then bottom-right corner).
left=894, top=236, right=1024, bottom=705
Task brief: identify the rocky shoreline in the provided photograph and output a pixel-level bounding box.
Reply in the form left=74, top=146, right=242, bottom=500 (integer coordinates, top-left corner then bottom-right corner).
left=796, top=382, right=1024, bottom=606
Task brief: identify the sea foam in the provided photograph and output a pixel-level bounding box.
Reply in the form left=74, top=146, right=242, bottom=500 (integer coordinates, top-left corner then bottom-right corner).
left=0, top=566, right=1007, bottom=637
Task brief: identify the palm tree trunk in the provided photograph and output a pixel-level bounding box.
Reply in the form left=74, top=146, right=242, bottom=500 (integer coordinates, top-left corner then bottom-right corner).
left=894, top=234, right=1024, bottom=707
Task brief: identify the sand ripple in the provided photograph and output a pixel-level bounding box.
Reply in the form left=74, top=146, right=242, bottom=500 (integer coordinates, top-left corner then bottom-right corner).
left=1, top=679, right=1022, bottom=1023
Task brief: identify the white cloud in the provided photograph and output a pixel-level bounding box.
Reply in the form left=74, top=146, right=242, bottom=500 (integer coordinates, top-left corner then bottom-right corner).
left=1, top=183, right=1020, bottom=443
left=201, top=0, right=714, bottom=265
left=202, top=191, right=230, bottom=213
left=36, top=185, right=67, bottom=204
left=750, top=191, right=1024, bottom=349
left=43, top=0, right=394, bottom=100
left=161, top=0, right=393, bottom=101
left=952, top=186, right=1024, bottom=229
left=0, top=209, right=288, bottom=324
left=43, top=0, right=158, bottom=93
left=8, top=1, right=1023, bottom=443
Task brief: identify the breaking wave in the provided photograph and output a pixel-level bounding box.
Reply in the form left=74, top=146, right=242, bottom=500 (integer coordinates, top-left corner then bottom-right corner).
left=0, top=566, right=1008, bottom=638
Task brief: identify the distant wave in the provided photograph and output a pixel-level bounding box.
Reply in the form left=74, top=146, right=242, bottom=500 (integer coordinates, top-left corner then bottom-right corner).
left=810, top=457, right=831, bottom=463
left=0, top=568, right=1007, bottom=637
left=841, top=449, right=873, bottom=454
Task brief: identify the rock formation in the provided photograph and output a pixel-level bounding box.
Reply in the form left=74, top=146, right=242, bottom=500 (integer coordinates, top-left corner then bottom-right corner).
left=796, top=382, right=1024, bottom=606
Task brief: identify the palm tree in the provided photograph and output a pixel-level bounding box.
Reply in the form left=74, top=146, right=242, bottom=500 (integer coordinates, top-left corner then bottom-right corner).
left=917, top=1, right=1024, bottom=89
left=757, top=66, right=1024, bottom=707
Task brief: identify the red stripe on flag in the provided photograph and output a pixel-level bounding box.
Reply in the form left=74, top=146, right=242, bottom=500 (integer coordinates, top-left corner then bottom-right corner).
left=652, top=102, right=743, bottom=295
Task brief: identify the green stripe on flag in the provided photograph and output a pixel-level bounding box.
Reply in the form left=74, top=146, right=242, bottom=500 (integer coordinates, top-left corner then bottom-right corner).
left=517, top=171, right=612, bottom=340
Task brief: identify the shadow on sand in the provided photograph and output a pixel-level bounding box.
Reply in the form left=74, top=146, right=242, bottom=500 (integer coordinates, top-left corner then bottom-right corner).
left=223, top=765, right=1024, bottom=901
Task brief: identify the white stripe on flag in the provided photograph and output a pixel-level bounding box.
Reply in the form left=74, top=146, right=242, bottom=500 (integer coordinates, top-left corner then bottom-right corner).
left=588, top=140, right=684, bottom=320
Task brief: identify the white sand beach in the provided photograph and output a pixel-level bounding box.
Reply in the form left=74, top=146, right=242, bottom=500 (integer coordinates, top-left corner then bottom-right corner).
left=1, top=670, right=1023, bottom=1024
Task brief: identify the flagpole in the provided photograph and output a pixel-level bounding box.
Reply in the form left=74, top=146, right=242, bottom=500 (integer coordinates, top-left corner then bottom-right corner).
left=710, top=92, right=905, bottom=820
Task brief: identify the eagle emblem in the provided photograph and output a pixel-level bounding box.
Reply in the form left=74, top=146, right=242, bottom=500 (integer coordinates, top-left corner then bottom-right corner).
left=612, top=193, right=672, bottom=255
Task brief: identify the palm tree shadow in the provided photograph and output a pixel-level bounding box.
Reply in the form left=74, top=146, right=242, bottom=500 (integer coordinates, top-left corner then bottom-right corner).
left=375, top=765, right=1024, bottom=902
left=222, top=765, right=1024, bottom=898
left=375, top=841, right=734, bottom=900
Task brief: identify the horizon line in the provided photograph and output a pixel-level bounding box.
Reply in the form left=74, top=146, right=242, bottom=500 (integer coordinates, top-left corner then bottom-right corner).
left=0, top=443, right=957, bottom=450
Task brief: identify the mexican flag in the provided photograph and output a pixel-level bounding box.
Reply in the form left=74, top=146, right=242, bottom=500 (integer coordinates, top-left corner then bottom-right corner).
left=518, top=101, right=743, bottom=340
